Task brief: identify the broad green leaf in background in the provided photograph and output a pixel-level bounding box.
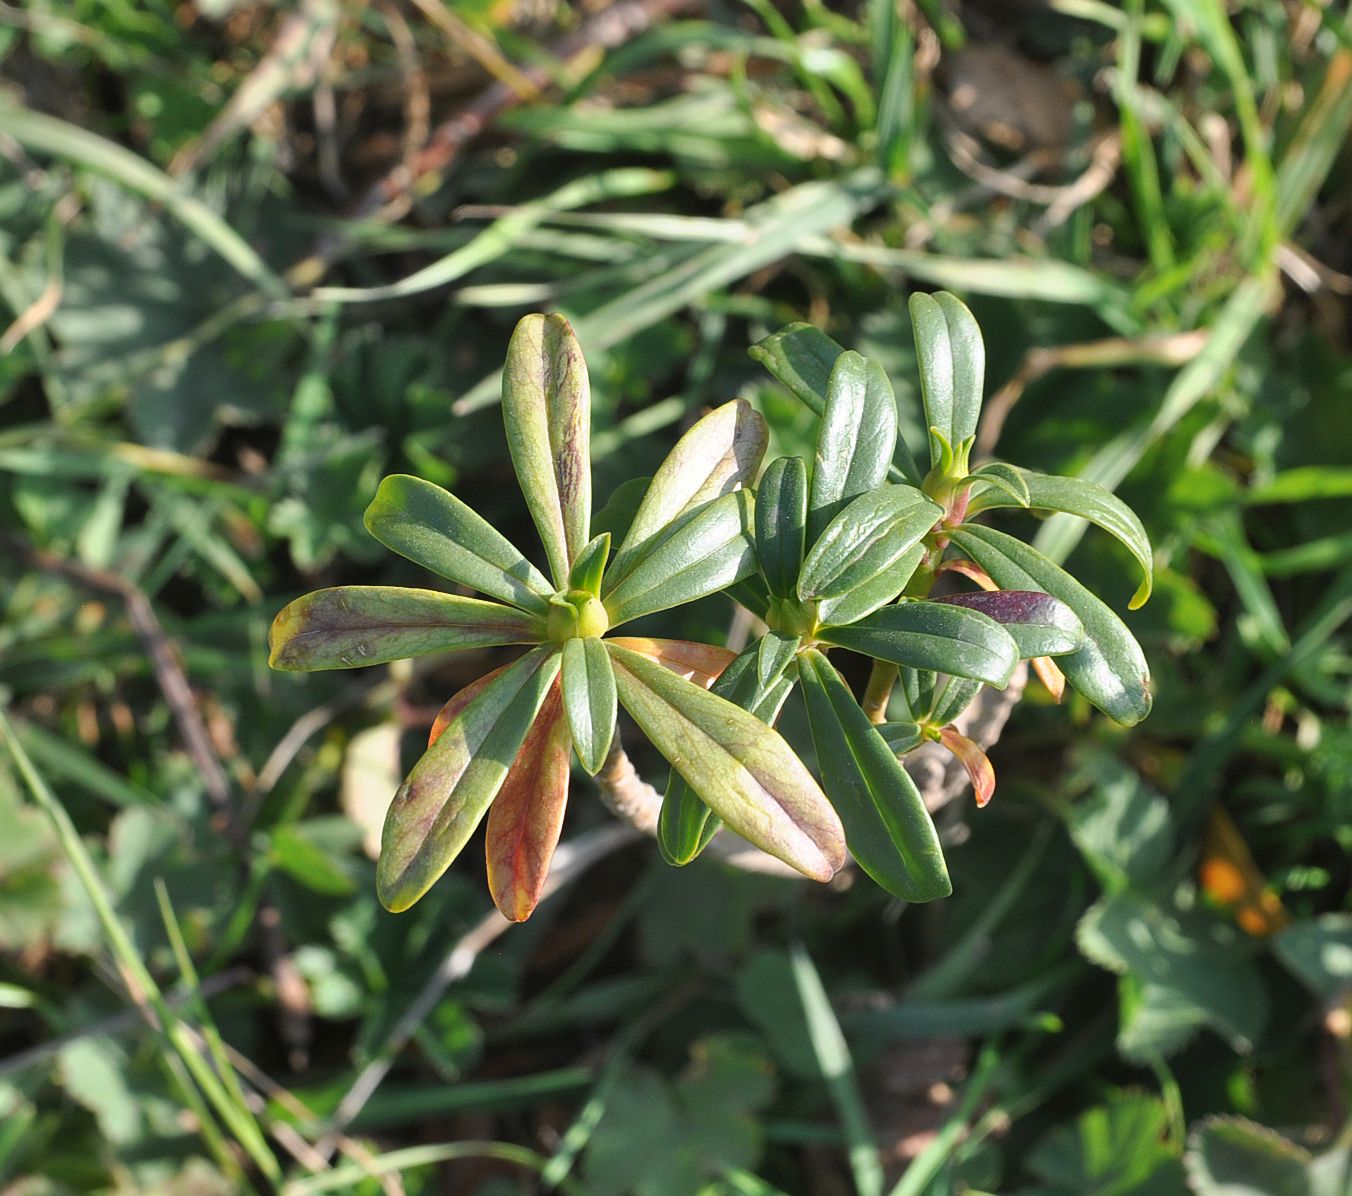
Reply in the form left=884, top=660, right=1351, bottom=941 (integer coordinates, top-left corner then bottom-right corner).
left=797, top=649, right=950, bottom=901
left=485, top=679, right=572, bottom=922
left=364, top=474, right=553, bottom=615
left=607, top=399, right=768, bottom=585
left=808, top=351, right=898, bottom=541
left=603, top=490, right=757, bottom=626
left=967, top=470, right=1155, bottom=607
left=561, top=635, right=617, bottom=775
left=1066, top=753, right=1175, bottom=891
left=909, top=292, right=984, bottom=467
left=268, top=586, right=543, bottom=670
left=1025, top=1091, right=1185, bottom=1196
left=818, top=601, right=1019, bottom=687
left=1272, top=914, right=1352, bottom=1004
left=377, top=646, right=561, bottom=912
left=607, top=643, right=844, bottom=881
left=934, top=591, right=1084, bottom=659
left=501, top=313, right=593, bottom=585
left=755, top=455, right=808, bottom=599
left=1184, top=1117, right=1315, bottom=1196
left=948, top=525, right=1152, bottom=725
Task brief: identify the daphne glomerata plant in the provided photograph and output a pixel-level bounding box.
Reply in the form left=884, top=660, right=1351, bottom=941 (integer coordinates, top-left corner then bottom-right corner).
left=270, top=295, right=1153, bottom=919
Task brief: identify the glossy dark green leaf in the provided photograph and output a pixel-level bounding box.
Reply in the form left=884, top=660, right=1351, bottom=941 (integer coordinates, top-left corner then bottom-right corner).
left=603, top=490, right=756, bottom=627
left=608, top=399, right=766, bottom=586
left=899, top=668, right=936, bottom=722
left=909, top=292, right=983, bottom=466
left=808, top=352, right=898, bottom=542
left=878, top=721, right=924, bottom=756
left=966, top=461, right=1029, bottom=507
left=798, top=649, right=950, bottom=901
left=728, top=574, right=772, bottom=620
left=269, top=586, right=543, bottom=671
left=364, top=474, right=552, bottom=615
left=561, top=635, right=616, bottom=775
left=747, top=322, right=845, bottom=418
left=377, top=646, right=561, bottom=912
left=501, top=313, right=592, bottom=585
left=929, top=676, right=983, bottom=726
left=818, top=601, right=1019, bottom=687
left=568, top=532, right=610, bottom=597
left=948, top=524, right=1152, bottom=726
left=798, top=486, right=940, bottom=625
left=659, top=640, right=794, bottom=865
left=756, top=455, right=808, bottom=599
left=608, top=643, right=844, bottom=880
left=935, top=590, right=1084, bottom=657
left=966, top=469, right=1154, bottom=607
left=757, top=631, right=801, bottom=691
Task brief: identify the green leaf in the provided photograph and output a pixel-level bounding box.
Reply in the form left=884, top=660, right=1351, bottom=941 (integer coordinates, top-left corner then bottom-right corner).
left=818, top=601, right=1019, bottom=687
left=593, top=476, right=649, bottom=545
left=878, top=721, right=923, bottom=756
left=928, top=676, right=982, bottom=726
left=748, top=322, right=845, bottom=418
left=934, top=590, right=1084, bottom=658
left=1027, top=1092, right=1183, bottom=1196
left=377, top=646, right=561, bottom=912
left=603, top=490, right=756, bottom=627
left=729, top=574, right=772, bottom=620
left=797, top=649, right=950, bottom=901
left=1185, top=1118, right=1312, bottom=1196
left=808, top=352, right=898, bottom=543
left=755, top=455, right=808, bottom=599
left=364, top=474, right=553, bottom=615
left=909, top=292, right=984, bottom=467
left=947, top=525, right=1152, bottom=725
left=608, top=642, right=844, bottom=880
left=967, top=469, right=1154, bottom=607
left=568, top=531, right=611, bottom=596
left=965, top=460, right=1029, bottom=507
left=659, top=638, right=796, bottom=865
left=1272, top=915, right=1352, bottom=1003
left=561, top=636, right=617, bottom=775
left=608, top=399, right=767, bottom=587
left=502, top=313, right=593, bottom=585
left=269, top=825, right=356, bottom=896
left=269, top=586, right=543, bottom=671
left=797, top=486, right=940, bottom=624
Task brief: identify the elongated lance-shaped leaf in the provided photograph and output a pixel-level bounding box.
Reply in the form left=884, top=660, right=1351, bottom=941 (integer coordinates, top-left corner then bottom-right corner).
left=568, top=532, right=611, bottom=596
left=938, top=727, right=995, bottom=807
left=966, top=461, right=1029, bottom=507
left=935, top=590, right=1084, bottom=658
left=501, top=313, right=592, bottom=586
left=909, top=292, right=984, bottom=466
left=605, top=637, right=734, bottom=689
left=816, top=545, right=926, bottom=630
left=818, top=601, right=1019, bottom=687
left=377, top=646, right=561, bottom=912
left=561, top=636, right=616, bottom=775
left=966, top=469, right=1154, bottom=607
left=756, top=456, right=808, bottom=599
left=799, top=486, right=941, bottom=623
left=879, top=721, right=924, bottom=756
left=658, top=636, right=797, bottom=865
left=485, top=678, right=571, bottom=922
left=729, top=574, right=772, bottom=620
left=948, top=524, right=1152, bottom=725
left=750, top=323, right=921, bottom=484
left=607, top=643, right=844, bottom=880
left=929, top=676, right=984, bottom=726
left=608, top=399, right=767, bottom=586
left=603, top=490, right=757, bottom=627
left=269, top=586, right=543, bottom=671
left=365, top=475, right=552, bottom=615
left=899, top=668, right=936, bottom=722
left=809, top=352, right=900, bottom=543
left=798, top=649, right=951, bottom=901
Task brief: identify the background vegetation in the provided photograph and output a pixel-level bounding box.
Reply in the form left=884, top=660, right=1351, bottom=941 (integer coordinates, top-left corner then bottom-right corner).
left=2, top=0, right=1350, bottom=1192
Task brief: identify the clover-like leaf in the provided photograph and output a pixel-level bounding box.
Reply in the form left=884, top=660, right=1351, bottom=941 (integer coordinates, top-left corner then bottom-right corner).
left=607, top=642, right=844, bottom=880
left=798, top=648, right=950, bottom=901
left=608, top=399, right=767, bottom=585
left=364, top=474, right=553, bottom=615
left=269, top=586, right=543, bottom=671
left=561, top=635, right=617, bottom=775
left=502, top=313, right=592, bottom=586
left=377, top=646, right=561, bottom=912
left=818, top=600, right=1019, bottom=688
left=808, top=351, right=899, bottom=542
left=947, top=524, right=1152, bottom=725
left=755, top=455, right=808, bottom=600
left=965, top=469, right=1154, bottom=607
left=910, top=292, right=983, bottom=468
left=603, top=490, right=756, bottom=627
left=797, top=486, right=941, bottom=624
left=935, top=590, right=1084, bottom=658
left=485, top=677, right=572, bottom=922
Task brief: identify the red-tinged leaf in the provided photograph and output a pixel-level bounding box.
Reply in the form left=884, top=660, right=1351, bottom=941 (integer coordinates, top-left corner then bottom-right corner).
left=429, top=665, right=511, bottom=747
left=1031, top=656, right=1067, bottom=703
left=485, top=679, right=571, bottom=922
left=938, top=726, right=995, bottom=807
left=605, top=637, right=735, bottom=689
left=939, top=559, right=998, bottom=590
